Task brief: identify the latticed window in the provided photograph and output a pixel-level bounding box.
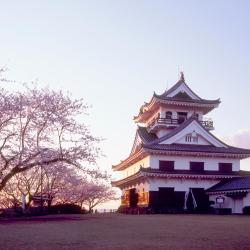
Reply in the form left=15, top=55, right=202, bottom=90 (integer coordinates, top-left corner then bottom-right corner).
left=185, top=133, right=198, bottom=143
left=185, top=135, right=192, bottom=142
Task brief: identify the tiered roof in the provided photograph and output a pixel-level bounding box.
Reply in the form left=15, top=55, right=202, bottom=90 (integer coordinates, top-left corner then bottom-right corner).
left=154, top=79, right=220, bottom=104
left=134, top=73, right=220, bottom=122
left=112, top=167, right=250, bottom=188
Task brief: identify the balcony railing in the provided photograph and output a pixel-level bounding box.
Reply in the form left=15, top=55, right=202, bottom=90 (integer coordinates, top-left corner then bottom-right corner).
left=148, top=117, right=213, bottom=130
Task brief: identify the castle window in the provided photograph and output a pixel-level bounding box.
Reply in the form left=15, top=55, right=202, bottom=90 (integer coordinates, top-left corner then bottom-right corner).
left=177, top=112, right=187, bottom=124
left=190, top=162, right=204, bottom=172
left=219, top=163, right=232, bottom=173
left=165, top=111, right=172, bottom=120
left=185, top=135, right=192, bottom=142
left=159, top=161, right=174, bottom=171
left=185, top=132, right=198, bottom=143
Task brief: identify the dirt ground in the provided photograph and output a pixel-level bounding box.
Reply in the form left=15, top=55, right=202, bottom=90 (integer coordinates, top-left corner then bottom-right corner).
left=0, top=213, right=250, bottom=250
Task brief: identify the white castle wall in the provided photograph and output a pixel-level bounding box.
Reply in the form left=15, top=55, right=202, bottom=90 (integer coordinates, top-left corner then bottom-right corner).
left=150, top=155, right=240, bottom=171
left=158, top=106, right=203, bottom=121
left=175, top=134, right=211, bottom=145
left=119, top=155, right=240, bottom=179
left=120, top=156, right=150, bottom=179
left=243, top=193, right=250, bottom=207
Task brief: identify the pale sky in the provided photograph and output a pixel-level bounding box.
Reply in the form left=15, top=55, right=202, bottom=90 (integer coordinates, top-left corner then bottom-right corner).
left=1, top=0, right=250, bottom=200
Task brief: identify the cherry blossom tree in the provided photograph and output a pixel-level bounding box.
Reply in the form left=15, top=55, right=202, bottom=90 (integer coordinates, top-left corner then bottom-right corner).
left=1, top=167, right=42, bottom=208
left=1, top=164, right=116, bottom=211
left=0, top=75, right=101, bottom=191
left=0, top=69, right=118, bottom=212
left=50, top=173, right=117, bottom=212
left=0, top=164, right=83, bottom=208
left=82, top=183, right=118, bottom=213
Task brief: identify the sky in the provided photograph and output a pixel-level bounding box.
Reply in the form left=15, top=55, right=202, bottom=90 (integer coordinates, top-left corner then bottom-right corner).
left=1, top=1, right=250, bottom=207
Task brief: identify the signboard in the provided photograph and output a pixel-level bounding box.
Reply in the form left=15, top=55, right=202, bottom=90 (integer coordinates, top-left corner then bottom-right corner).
left=32, top=195, right=52, bottom=201
left=216, top=196, right=225, bottom=204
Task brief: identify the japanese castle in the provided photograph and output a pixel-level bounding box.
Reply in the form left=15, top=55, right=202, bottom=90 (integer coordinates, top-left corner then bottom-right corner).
left=112, top=73, right=250, bottom=214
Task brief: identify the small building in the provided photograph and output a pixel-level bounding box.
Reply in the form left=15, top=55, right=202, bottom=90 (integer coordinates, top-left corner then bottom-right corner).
left=207, top=177, right=250, bottom=214
left=112, top=73, right=250, bottom=214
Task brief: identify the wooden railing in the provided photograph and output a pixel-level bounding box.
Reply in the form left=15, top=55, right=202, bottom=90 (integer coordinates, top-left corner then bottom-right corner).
left=200, top=120, right=213, bottom=129
left=148, top=117, right=213, bottom=130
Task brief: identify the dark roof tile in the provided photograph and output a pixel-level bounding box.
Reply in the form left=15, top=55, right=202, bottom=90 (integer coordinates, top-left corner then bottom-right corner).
left=207, top=177, right=250, bottom=192
left=141, top=167, right=250, bottom=177
left=154, top=79, right=220, bottom=105
left=136, top=117, right=250, bottom=155
left=144, top=144, right=250, bottom=155
left=137, top=126, right=157, bottom=143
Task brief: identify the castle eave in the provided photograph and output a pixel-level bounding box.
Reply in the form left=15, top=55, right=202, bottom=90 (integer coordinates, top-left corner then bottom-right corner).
left=112, top=168, right=245, bottom=188
left=112, top=148, right=148, bottom=171
left=134, top=96, right=220, bottom=122
left=145, top=148, right=250, bottom=159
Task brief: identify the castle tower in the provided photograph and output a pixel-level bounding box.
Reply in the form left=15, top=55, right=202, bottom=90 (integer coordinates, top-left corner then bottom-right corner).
left=112, top=73, right=250, bottom=214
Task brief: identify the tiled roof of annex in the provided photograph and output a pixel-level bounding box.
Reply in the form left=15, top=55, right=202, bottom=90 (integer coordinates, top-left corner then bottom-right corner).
left=207, top=177, right=250, bottom=193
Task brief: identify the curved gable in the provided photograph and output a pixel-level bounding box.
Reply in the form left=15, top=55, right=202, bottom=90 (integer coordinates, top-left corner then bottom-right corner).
left=166, top=81, right=201, bottom=100
left=158, top=119, right=227, bottom=148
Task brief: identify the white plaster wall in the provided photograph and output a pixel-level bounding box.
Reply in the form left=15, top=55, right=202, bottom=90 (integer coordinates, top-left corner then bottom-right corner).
left=120, top=156, right=150, bottom=179
left=175, top=134, right=211, bottom=145
left=150, top=155, right=240, bottom=171
left=243, top=193, right=250, bottom=207
left=154, top=107, right=203, bottom=120
left=233, top=199, right=243, bottom=213
left=159, top=121, right=225, bottom=147
left=149, top=178, right=219, bottom=191
left=209, top=194, right=250, bottom=214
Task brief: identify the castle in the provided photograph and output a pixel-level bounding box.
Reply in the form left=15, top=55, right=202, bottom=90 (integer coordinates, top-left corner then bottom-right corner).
left=112, top=73, right=250, bottom=214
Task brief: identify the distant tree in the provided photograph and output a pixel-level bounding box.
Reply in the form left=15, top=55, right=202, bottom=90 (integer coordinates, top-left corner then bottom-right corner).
left=42, top=164, right=85, bottom=207
left=52, top=175, right=117, bottom=213
left=78, top=182, right=118, bottom=213
left=0, top=70, right=101, bottom=191
left=1, top=163, right=79, bottom=208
